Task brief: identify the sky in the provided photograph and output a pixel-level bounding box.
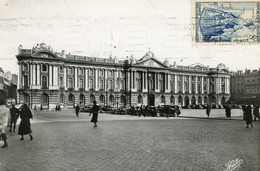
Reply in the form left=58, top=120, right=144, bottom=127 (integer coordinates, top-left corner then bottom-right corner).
left=0, top=0, right=260, bottom=75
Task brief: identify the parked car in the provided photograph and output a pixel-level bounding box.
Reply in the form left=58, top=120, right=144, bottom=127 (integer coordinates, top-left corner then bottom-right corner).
left=112, top=106, right=128, bottom=115
left=157, top=105, right=177, bottom=117
left=80, top=105, right=104, bottom=113
left=100, top=106, right=114, bottom=113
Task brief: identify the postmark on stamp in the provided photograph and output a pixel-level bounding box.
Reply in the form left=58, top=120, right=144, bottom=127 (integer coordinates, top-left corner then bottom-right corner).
left=192, top=0, right=260, bottom=44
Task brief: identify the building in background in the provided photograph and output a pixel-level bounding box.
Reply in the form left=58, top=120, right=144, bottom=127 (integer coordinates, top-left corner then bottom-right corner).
left=16, top=43, right=231, bottom=109
left=230, top=69, right=260, bottom=104
left=0, top=67, right=18, bottom=104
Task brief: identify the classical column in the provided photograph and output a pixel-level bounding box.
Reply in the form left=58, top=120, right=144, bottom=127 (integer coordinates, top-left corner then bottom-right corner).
left=95, top=69, right=98, bottom=90
left=174, top=74, right=178, bottom=93
left=37, top=64, right=40, bottom=86
left=188, top=76, right=191, bottom=93
left=75, top=67, right=78, bottom=90
left=207, top=77, right=210, bottom=93
left=30, top=63, right=33, bottom=88
left=133, top=70, right=135, bottom=90
left=32, top=63, right=36, bottom=85
left=85, top=68, right=88, bottom=90
left=155, top=72, right=158, bottom=91
left=182, top=75, right=185, bottom=93
left=49, top=64, right=53, bottom=86
left=201, top=76, right=204, bottom=94
left=195, top=76, right=198, bottom=94
left=53, top=65, right=58, bottom=86
left=142, top=72, right=145, bottom=91
left=168, top=73, right=171, bottom=92
left=18, top=62, right=22, bottom=89
left=227, top=77, right=230, bottom=94
left=64, top=67, right=67, bottom=89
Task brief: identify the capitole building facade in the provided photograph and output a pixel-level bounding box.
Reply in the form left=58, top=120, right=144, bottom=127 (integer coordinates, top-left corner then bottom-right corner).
left=16, top=43, right=231, bottom=109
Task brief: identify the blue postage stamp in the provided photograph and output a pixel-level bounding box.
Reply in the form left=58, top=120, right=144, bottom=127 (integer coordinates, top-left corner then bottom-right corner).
left=194, top=0, right=260, bottom=43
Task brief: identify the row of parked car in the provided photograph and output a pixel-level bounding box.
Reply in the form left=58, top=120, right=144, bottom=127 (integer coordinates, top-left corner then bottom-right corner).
left=80, top=105, right=181, bottom=117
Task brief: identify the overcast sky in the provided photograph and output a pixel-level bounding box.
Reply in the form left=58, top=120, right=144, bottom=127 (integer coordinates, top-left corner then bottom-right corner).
left=0, top=0, right=259, bottom=74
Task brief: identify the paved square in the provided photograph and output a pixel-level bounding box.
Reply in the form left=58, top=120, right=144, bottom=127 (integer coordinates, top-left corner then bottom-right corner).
left=0, top=110, right=259, bottom=171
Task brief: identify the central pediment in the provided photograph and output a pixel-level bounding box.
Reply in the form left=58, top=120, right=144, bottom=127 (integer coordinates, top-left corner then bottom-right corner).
left=135, top=58, right=168, bottom=68
left=31, top=51, right=57, bottom=58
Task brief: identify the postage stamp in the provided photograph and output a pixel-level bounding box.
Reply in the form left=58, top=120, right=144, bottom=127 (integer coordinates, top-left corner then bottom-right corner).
left=192, top=0, right=260, bottom=44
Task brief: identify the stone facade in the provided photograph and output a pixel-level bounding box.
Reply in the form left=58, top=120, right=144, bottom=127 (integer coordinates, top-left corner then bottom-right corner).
left=16, top=43, right=231, bottom=109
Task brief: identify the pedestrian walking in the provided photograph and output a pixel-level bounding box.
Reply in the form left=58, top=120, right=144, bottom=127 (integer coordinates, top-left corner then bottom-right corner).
left=253, top=105, right=259, bottom=121
left=0, top=94, right=10, bottom=148
left=206, top=104, right=211, bottom=117
left=244, top=104, right=253, bottom=128
left=225, top=105, right=231, bottom=119
left=89, top=101, right=99, bottom=127
left=75, top=104, right=80, bottom=117
left=9, top=104, right=19, bottom=132
left=18, top=104, right=33, bottom=140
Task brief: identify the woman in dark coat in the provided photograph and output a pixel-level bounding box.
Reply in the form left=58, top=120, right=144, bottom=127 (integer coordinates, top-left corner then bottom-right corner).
left=225, top=105, right=231, bottom=119
left=89, top=101, right=99, bottom=127
left=18, top=104, right=33, bottom=140
left=206, top=104, right=211, bottom=117
left=244, top=104, right=253, bottom=128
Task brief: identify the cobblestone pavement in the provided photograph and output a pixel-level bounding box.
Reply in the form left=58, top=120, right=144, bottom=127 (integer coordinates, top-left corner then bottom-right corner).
left=0, top=110, right=259, bottom=171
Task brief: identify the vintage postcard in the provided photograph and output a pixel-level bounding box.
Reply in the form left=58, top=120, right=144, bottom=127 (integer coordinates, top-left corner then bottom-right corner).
left=192, top=0, right=260, bottom=44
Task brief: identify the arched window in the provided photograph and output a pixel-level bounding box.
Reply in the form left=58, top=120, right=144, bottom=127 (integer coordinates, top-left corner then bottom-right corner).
left=68, top=67, right=73, bottom=74
left=178, top=82, right=182, bottom=92
left=159, top=81, right=163, bottom=91
left=121, top=71, right=124, bottom=78
left=185, top=83, right=188, bottom=92
left=79, top=94, right=85, bottom=105
left=204, top=96, right=208, bottom=104
left=89, top=79, right=94, bottom=89
left=99, top=95, right=105, bottom=104
left=42, top=64, right=47, bottom=72
left=211, top=85, right=215, bottom=93
left=138, top=95, right=143, bottom=103
left=137, top=80, right=141, bottom=91
left=99, top=79, right=104, bottom=90
left=149, top=79, right=153, bottom=90
left=59, top=77, right=64, bottom=87
left=68, top=78, right=73, bottom=88
left=178, top=96, right=183, bottom=105
left=90, top=94, right=95, bottom=103
left=120, top=95, right=125, bottom=103
left=41, top=93, right=49, bottom=104
left=198, top=84, right=201, bottom=93
left=120, top=80, right=124, bottom=90
left=108, top=70, right=113, bottom=77
left=42, top=75, right=48, bottom=88
left=161, top=95, right=165, bottom=104
left=108, top=80, right=113, bottom=90
left=99, top=69, right=104, bottom=76
left=68, top=94, right=74, bottom=103
left=198, top=96, right=202, bottom=104
left=89, top=69, right=94, bottom=76
left=170, top=83, right=174, bottom=92
left=59, top=94, right=64, bottom=103
left=192, top=84, right=195, bottom=93
left=79, top=78, right=84, bottom=89
left=78, top=68, right=83, bottom=75
left=59, top=66, right=63, bottom=73
left=23, top=75, right=29, bottom=88
left=170, top=95, right=175, bottom=104
left=109, top=95, right=114, bottom=104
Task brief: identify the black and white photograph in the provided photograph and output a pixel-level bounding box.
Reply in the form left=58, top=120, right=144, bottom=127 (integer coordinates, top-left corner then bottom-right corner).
left=0, top=0, right=259, bottom=170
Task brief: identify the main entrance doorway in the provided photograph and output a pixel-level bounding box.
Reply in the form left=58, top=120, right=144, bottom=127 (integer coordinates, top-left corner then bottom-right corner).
left=148, top=94, right=155, bottom=106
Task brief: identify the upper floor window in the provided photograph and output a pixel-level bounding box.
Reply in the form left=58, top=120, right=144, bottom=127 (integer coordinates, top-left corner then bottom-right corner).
left=79, top=78, right=84, bottom=89
left=99, top=70, right=104, bottom=76
left=108, top=70, right=113, bottom=77
left=198, top=77, right=201, bottom=81
left=211, top=77, right=215, bottom=82
left=68, top=78, right=73, bottom=88
left=120, top=71, right=124, bottom=78
left=23, top=75, right=29, bottom=88
left=42, top=64, right=47, bottom=72
left=23, top=63, right=28, bottom=71
left=89, top=69, right=94, bottom=76
left=191, top=76, right=195, bottom=81
left=78, top=68, right=83, bottom=75
left=42, top=75, right=48, bottom=88
left=60, top=66, right=63, bottom=73
left=68, top=67, right=73, bottom=75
